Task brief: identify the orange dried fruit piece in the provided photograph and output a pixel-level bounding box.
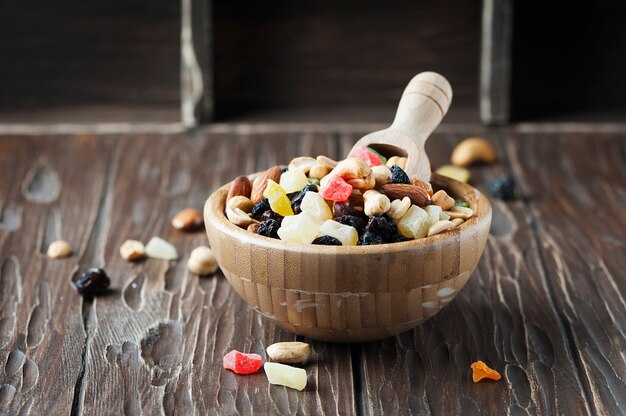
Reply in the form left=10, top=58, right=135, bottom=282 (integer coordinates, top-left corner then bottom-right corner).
left=470, top=360, right=501, bottom=382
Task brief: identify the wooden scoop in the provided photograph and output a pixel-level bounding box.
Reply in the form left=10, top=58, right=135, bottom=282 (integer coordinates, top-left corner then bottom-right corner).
left=350, top=72, right=452, bottom=182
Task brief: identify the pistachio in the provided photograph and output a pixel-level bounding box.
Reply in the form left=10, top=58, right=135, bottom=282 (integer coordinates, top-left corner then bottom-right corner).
left=47, top=240, right=72, bottom=259
left=172, top=208, right=203, bottom=231
left=363, top=190, right=391, bottom=216
left=431, top=190, right=455, bottom=211
left=227, top=195, right=254, bottom=213
left=119, top=239, right=145, bottom=261
left=266, top=342, right=311, bottom=364
left=451, top=137, right=496, bottom=167
left=187, top=246, right=218, bottom=275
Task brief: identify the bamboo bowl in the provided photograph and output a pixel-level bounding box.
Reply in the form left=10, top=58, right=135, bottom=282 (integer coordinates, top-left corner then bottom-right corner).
left=204, top=173, right=491, bottom=343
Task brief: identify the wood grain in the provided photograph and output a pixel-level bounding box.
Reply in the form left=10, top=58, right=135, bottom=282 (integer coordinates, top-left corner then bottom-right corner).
left=0, top=129, right=624, bottom=414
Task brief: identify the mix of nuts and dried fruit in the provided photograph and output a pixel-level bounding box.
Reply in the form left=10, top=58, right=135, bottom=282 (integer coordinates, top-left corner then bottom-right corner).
left=224, top=147, right=474, bottom=245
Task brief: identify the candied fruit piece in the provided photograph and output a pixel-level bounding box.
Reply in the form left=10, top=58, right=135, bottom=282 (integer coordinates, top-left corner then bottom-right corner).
left=223, top=350, right=263, bottom=375
left=319, top=220, right=358, bottom=246
left=319, top=175, right=353, bottom=202
left=263, top=180, right=294, bottom=216
left=470, top=361, right=501, bottom=382
left=348, top=146, right=383, bottom=167
left=277, top=213, right=319, bottom=244
left=257, top=219, right=281, bottom=239
left=397, top=205, right=428, bottom=239
left=390, top=165, right=410, bottom=184
left=312, top=235, right=342, bottom=245
left=279, top=169, right=309, bottom=194
left=435, top=165, right=470, bottom=183
left=424, top=205, right=442, bottom=230
left=264, top=362, right=307, bottom=391
left=300, top=192, right=333, bottom=225
left=366, top=147, right=387, bottom=165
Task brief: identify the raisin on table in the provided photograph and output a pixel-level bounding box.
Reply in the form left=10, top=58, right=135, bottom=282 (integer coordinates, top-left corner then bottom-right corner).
left=487, top=175, right=517, bottom=200
left=75, top=267, right=111, bottom=297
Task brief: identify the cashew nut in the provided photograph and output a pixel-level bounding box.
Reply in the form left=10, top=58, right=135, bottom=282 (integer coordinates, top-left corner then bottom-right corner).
left=431, top=190, right=455, bottom=211
left=386, top=196, right=412, bottom=221
left=308, top=164, right=329, bottom=180
left=226, top=206, right=254, bottom=227
left=386, top=156, right=407, bottom=170
left=316, top=155, right=338, bottom=170
left=444, top=205, right=473, bottom=219
left=451, top=137, right=496, bottom=167
left=227, top=195, right=254, bottom=213
left=371, top=165, right=391, bottom=187
left=288, top=156, right=317, bottom=174
left=363, top=190, right=391, bottom=216
left=427, top=220, right=456, bottom=237
left=321, top=157, right=372, bottom=189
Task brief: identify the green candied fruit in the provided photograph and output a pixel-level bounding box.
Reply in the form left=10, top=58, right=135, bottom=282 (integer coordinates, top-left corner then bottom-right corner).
left=455, top=200, right=469, bottom=208
left=308, top=178, right=320, bottom=186
left=366, top=147, right=387, bottom=165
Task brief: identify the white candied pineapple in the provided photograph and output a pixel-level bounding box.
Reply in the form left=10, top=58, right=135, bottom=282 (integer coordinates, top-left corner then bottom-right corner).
left=264, top=362, right=307, bottom=391
left=424, top=205, right=442, bottom=230
left=318, top=220, right=358, bottom=246
left=277, top=213, right=319, bottom=244
left=397, top=205, right=428, bottom=239
left=300, top=192, right=332, bottom=225
left=279, top=169, right=309, bottom=194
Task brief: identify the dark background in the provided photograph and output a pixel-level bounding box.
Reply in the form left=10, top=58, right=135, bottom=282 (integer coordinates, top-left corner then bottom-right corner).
left=0, top=0, right=625, bottom=124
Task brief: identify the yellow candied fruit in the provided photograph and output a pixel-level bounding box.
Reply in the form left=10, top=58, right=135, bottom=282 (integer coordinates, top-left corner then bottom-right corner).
left=263, top=180, right=294, bottom=216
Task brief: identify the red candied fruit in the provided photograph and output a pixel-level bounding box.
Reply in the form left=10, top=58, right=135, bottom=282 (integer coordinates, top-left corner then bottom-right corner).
left=319, top=176, right=353, bottom=202
left=348, top=146, right=382, bottom=167
left=223, top=350, right=263, bottom=374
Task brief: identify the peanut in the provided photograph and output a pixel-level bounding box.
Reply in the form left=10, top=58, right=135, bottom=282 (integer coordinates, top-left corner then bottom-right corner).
left=47, top=240, right=72, bottom=259
left=119, top=239, right=146, bottom=261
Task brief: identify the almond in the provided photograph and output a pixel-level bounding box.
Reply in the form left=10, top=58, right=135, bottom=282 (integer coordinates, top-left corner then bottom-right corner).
left=382, top=183, right=430, bottom=207
left=227, top=175, right=252, bottom=200
left=250, top=166, right=282, bottom=203
left=411, top=177, right=433, bottom=197
left=431, top=190, right=455, bottom=211
left=172, top=208, right=203, bottom=231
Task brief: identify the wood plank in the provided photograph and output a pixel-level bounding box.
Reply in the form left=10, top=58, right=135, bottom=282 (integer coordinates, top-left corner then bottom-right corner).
left=0, top=136, right=111, bottom=415
left=508, top=133, right=626, bottom=415
left=76, top=133, right=357, bottom=414
left=339, top=130, right=594, bottom=414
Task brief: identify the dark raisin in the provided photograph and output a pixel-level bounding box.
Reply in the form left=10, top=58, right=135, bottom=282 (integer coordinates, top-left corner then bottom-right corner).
left=390, top=234, right=412, bottom=243
left=257, top=219, right=281, bottom=239
left=390, top=165, right=410, bottom=184
left=290, top=184, right=319, bottom=214
left=75, top=267, right=110, bottom=297
left=364, top=216, right=398, bottom=243
left=281, top=167, right=289, bottom=173
left=487, top=175, right=516, bottom=200
left=333, top=196, right=366, bottom=218
left=260, top=210, right=283, bottom=224
left=312, top=235, right=342, bottom=246
left=251, top=199, right=271, bottom=220
left=358, top=232, right=386, bottom=245
left=335, top=215, right=367, bottom=235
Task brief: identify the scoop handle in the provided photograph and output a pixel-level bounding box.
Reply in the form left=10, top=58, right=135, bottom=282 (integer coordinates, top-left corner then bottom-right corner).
left=390, top=72, right=452, bottom=146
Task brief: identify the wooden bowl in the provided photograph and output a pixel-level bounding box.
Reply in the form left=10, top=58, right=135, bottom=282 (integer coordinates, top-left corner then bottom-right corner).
left=204, top=173, right=491, bottom=343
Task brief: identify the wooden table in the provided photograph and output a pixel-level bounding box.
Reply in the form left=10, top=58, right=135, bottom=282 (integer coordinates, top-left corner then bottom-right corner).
left=0, top=125, right=624, bottom=415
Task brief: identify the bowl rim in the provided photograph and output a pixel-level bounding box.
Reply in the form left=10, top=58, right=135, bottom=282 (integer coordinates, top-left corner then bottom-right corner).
left=204, top=172, right=491, bottom=255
